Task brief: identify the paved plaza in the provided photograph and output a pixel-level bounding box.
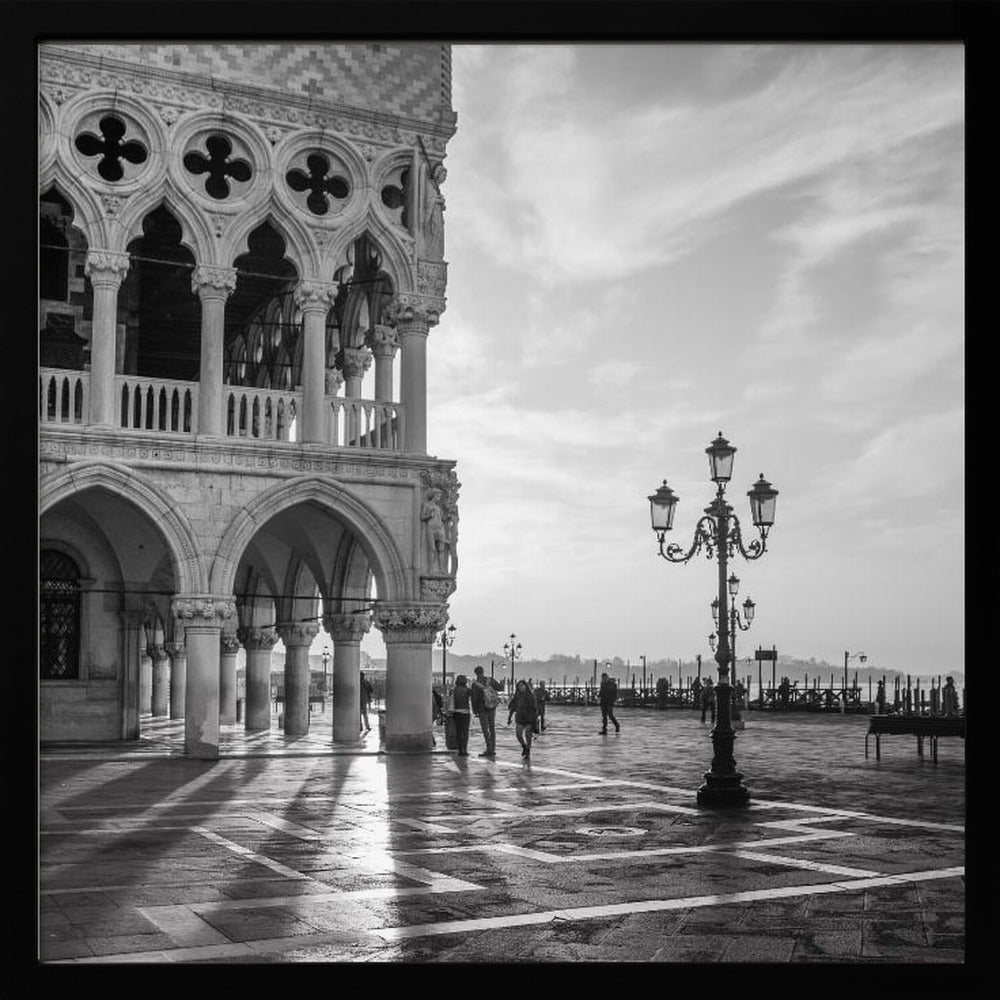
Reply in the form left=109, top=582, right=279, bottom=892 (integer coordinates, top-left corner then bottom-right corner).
left=38, top=705, right=965, bottom=964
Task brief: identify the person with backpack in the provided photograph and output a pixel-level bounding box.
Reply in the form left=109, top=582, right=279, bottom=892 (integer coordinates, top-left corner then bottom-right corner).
left=471, top=665, right=498, bottom=757
left=598, top=672, right=620, bottom=735
left=507, top=679, right=538, bottom=759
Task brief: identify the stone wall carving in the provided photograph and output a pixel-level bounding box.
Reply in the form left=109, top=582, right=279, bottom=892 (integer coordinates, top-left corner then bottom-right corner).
left=276, top=622, right=320, bottom=647
left=323, top=612, right=373, bottom=642
left=172, top=596, right=236, bottom=624
left=239, top=627, right=278, bottom=651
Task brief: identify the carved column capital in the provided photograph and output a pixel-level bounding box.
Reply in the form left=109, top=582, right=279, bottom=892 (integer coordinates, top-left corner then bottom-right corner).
left=294, top=280, right=338, bottom=313
left=220, top=634, right=241, bottom=655
left=373, top=604, right=449, bottom=645
left=148, top=644, right=168, bottom=663
left=164, top=640, right=186, bottom=658
left=368, top=324, right=400, bottom=358
left=239, top=627, right=278, bottom=651
left=171, top=595, right=236, bottom=626
left=323, top=612, right=373, bottom=643
left=325, top=369, right=345, bottom=395
left=388, top=293, right=442, bottom=330
left=85, top=249, right=130, bottom=287
left=276, top=622, right=320, bottom=648
left=191, top=264, right=238, bottom=300
left=340, top=345, right=373, bottom=379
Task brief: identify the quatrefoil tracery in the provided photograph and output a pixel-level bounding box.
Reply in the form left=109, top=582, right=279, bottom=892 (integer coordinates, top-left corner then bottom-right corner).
left=74, top=115, right=148, bottom=182
left=183, top=134, right=253, bottom=200
left=285, top=154, right=350, bottom=216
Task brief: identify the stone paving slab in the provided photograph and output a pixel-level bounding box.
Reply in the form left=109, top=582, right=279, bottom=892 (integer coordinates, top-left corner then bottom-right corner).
left=38, top=705, right=965, bottom=965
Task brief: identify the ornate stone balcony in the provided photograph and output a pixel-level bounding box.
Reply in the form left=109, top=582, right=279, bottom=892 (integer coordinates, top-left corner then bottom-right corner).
left=40, top=368, right=405, bottom=453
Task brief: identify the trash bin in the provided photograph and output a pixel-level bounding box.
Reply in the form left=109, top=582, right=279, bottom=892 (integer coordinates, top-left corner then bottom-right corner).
left=378, top=709, right=386, bottom=745
left=444, top=712, right=457, bottom=750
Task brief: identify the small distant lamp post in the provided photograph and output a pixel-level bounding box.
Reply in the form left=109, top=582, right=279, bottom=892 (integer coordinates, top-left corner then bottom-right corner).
left=648, top=432, right=778, bottom=807
left=503, top=633, right=522, bottom=688
left=438, top=623, right=456, bottom=690
left=322, top=646, right=330, bottom=693
left=843, top=650, right=867, bottom=711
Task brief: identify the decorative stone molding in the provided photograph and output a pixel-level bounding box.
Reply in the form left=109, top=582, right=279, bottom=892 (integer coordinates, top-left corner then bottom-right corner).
left=220, top=634, right=241, bottom=655
left=340, top=346, right=373, bottom=379
left=239, top=627, right=279, bottom=651
left=191, top=264, right=238, bottom=299
left=373, top=604, right=448, bottom=645
left=158, top=105, right=181, bottom=125
left=164, top=640, right=186, bottom=658
left=368, top=324, right=399, bottom=357
left=84, top=249, right=130, bottom=286
left=208, top=214, right=229, bottom=239
left=276, top=622, right=320, bottom=647
left=171, top=596, right=236, bottom=625
left=420, top=576, right=456, bottom=602
left=293, top=280, right=338, bottom=313
left=323, top=612, right=373, bottom=642
left=100, top=194, right=127, bottom=218
left=416, top=260, right=448, bottom=298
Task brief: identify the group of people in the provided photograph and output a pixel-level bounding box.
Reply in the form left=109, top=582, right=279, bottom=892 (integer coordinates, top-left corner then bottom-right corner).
left=433, top=670, right=557, bottom=759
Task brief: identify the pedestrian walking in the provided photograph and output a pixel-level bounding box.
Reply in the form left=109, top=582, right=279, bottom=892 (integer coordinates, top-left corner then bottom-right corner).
left=598, top=672, right=620, bottom=734
left=431, top=684, right=444, bottom=747
left=691, top=675, right=702, bottom=710
left=471, top=666, right=498, bottom=757
left=700, top=676, right=716, bottom=724
left=359, top=671, right=373, bottom=733
left=451, top=674, right=472, bottom=756
left=534, top=680, right=550, bottom=733
left=507, top=679, right=538, bottom=759
left=876, top=679, right=886, bottom=714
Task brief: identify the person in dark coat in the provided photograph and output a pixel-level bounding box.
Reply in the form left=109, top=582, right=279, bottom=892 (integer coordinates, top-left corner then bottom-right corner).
left=534, top=680, right=550, bottom=733
left=876, top=679, right=886, bottom=714
left=507, top=679, right=538, bottom=759
left=471, top=665, right=497, bottom=757
left=700, top=676, right=716, bottom=724
left=359, top=671, right=373, bottom=732
left=598, top=672, right=620, bottom=734
left=451, top=674, right=472, bottom=756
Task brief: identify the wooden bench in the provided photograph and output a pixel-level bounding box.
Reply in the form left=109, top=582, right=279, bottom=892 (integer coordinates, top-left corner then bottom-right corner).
left=865, top=714, right=965, bottom=763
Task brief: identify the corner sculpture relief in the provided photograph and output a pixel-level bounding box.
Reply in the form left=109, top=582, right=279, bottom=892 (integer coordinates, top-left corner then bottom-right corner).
left=420, top=469, right=460, bottom=579
left=419, top=161, right=446, bottom=260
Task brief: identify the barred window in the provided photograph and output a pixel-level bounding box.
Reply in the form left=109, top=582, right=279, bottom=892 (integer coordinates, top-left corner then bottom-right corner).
left=40, top=550, right=80, bottom=680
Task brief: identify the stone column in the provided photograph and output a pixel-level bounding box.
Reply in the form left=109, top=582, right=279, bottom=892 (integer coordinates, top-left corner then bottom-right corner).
left=165, top=638, right=187, bottom=720
left=219, top=633, right=240, bottom=725
left=324, top=612, right=372, bottom=744
left=172, top=596, right=236, bottom=759
left=370, top=325, right=399, bottom=403
left=374, top=604, right=448, bottom=752
left=240, top=627, right=278, bottom=731
left=139, top=641, right=153, bottom=715
left=192, top=265, right=238, bottom=437
left=118, top=611, right=144, bottom=740
left=390, top=294, right=443, bottom=455
left=295, top=280, right=338, bottom=444
left=341, top=346, right=373, bottom=399
left=84, top=250, right=130, bottom=426
left=277, top=623, right=319, bottom=736
left=150, top=644, right=170, bottom=717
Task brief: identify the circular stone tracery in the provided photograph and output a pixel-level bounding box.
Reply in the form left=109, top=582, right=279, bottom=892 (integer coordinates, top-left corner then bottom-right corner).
left=285, top=151, right=351, bottom=216
left=183, top=134, right=253, bottom=200
left=73, top=113, right=149, bottom=183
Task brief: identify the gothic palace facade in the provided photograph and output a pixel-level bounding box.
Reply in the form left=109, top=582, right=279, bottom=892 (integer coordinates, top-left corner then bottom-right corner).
left=38, top=42, right=459, bottom=756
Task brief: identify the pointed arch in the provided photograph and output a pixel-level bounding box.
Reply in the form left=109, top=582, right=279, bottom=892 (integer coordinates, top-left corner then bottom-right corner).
left=38, top=164, right=105, bottom=250
left=323, top=207, right=415, bottom=293
left=115, top=181, right=216, bottom=267
left=224, top=198, right=317, bottom=279
left=210, top=475, right=410, bottom=601
left=40, top=461, right=206, bottom=594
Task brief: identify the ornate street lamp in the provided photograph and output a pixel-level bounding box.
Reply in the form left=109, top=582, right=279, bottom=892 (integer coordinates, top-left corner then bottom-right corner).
left=648, top=432, right=778, bottom=807
left=503, top=633, right=522, bottom=689
left=322, top=646, right=331, bottom=695
left=438, top=623, right=456, bottom=691
left=843, top=649, right=867, bottom=712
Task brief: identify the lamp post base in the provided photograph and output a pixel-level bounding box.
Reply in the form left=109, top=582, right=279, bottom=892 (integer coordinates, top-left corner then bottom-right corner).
left=697, top=773, right=751, bottom=808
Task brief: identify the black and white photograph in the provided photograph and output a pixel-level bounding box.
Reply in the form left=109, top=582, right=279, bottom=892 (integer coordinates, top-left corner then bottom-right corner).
left=31, top=3, right=973, bottom=971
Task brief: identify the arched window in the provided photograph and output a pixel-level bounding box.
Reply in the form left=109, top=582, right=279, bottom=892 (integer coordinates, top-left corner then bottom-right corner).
left=40, top=550, right=81, bottom=680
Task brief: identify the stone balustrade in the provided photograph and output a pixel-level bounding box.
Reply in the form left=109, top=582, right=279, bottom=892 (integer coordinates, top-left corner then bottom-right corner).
left=117, top=375, right=198, bottom=434
left=225, top=385, right=301, bottom=442
left=40, top=368, right=89, bottom=425
left=330, top=398, right=405, bottom=451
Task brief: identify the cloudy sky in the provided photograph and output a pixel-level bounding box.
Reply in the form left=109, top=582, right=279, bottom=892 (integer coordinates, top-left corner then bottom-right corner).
left=354, top=43, right=963, bottom=678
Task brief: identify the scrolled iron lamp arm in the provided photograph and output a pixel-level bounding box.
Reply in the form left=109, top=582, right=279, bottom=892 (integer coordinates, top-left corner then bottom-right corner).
left=657, top=515, right=717, bottom=563
left=728, top=513, right=769, bottom=561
